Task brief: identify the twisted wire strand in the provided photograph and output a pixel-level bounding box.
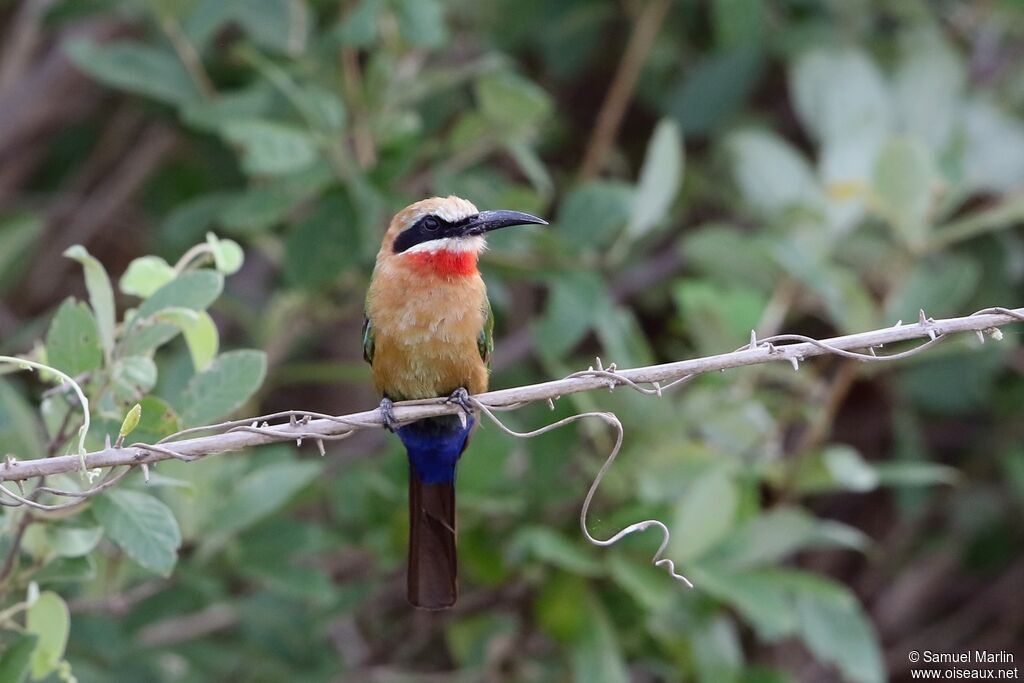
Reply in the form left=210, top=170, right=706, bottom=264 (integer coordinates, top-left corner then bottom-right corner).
left=471, top=398, right=694, bottom=587
left=2, top=306, right=1021, bottom=513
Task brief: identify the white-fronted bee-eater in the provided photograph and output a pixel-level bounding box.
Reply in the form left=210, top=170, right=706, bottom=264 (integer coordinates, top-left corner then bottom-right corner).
left=362, top=196, right=547, bottom=609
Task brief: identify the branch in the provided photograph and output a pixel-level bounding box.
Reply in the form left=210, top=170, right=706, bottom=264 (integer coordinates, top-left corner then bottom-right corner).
left=578, top=0, right=671, bottom=180
left=2, top=306, right=1021, bottom=485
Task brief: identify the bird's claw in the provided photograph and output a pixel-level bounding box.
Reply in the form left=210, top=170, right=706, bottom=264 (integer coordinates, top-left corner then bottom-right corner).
left=446, top=387, right=475, bottom=428
left=379, top=397, right=401, bottom=432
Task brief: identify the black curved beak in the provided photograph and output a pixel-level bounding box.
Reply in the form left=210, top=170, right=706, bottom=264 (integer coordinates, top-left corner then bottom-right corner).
left=460, top=210, right=548, bottom=236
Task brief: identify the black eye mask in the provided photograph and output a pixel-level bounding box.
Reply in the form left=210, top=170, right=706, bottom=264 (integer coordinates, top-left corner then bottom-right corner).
left=392, top=210, right=548, bottom=253
left=393, top=215, right=470, bottom=253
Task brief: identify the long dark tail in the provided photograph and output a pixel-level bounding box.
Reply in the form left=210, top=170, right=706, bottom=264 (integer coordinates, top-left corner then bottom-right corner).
left=396, top=414, right=473, bottom=610
left=407, top=474, right=457, bottom=609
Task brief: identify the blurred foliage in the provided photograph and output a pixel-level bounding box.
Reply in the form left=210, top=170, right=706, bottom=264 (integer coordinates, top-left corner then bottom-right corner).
left=1, top=0, right=1024, bottom=681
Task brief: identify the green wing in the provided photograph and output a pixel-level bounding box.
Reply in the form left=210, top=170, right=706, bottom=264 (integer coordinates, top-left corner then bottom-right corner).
left=478, top=297, right=493, bottom=367
left=362, top=316, right=375, bottom=365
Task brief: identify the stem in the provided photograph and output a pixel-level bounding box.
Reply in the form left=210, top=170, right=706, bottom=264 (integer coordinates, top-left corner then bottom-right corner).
left=0, top=512, right=32, bottom=586
left=159, top=15, right=215, bottom=99
left=926, top=193, right=1024, bottom=252
left=172, top=243, right=213, bottom=274
left=0, top=356, right=90, bottom=473
left=578, top=0, right=671, bottom=180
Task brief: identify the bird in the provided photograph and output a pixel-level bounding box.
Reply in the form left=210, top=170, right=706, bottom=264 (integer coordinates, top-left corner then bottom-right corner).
left=362, top=195, right=547, bottom=609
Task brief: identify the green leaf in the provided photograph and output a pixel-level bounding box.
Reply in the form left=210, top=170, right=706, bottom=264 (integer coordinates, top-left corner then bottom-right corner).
left=45, top=298, right=102, bottom=376
left=154, top=307, right=219, bottom=372
left=110, top=356, right=158, bottom=404
left=47, top=525, right=104, bottom=558
left=205, top=460, right=319, bottom=537
left=63, top=245, right=116, bottom=360
left=594, top=305, right=654, bottom=368
left=789, top=47, right=890, bottom=146
left=963, top=98, right=1024, bottom=193
left=394, top=0, right=446, bottom=47
left=671, top=468, right=739, bottom=561
left=606, top=553, right=679, bottom=612
left=531, top=271, right=609, bottom=359
left=627, top=119, right=683, bottom=239
left=180, top=350, right=267, bottom=425
left=872, top=137, right=935, bottom=247
left=712, top=0, right=764, bottom=48
left=688, top=567, right=796, bottom=640
left=668, top=47, right=763, bottom=135
left=234, top=0, right=310, bottom=55
left=0, top=634, right=37, bottom=683
left=871, top=461, right=960, bottom=487
left=284, top=195, right=360, bottom=289
left=66, top=39, right=201, bottom=106
left=119, top=256, right=176, bottom=298
left=683, top=224, right=779, bottom=290
left=183, top=311, right=219, bottom=372
left=0, top=212, right=43, bottom=295
left=707, top=506, right=869, bottom=568
left=135, top=269, right=224, bottom=321
left=555, top=181, right=634, bottom=250
left=727, top=129, right=821, bottom=215
left=161, top=193, right=233, bottom=249
left=32, top=556, right=96, bottom=585
left=698, top=568, right=883, bottom=682
left=221, top=120, right=318, bottom=176
left=673, top=281, right=766, bottom=354
left=181, top=85, right=275, bottom=133
left=897, top=348, right=1004, bottom=416
left=119, top=403, right=142, bottom=439
left=535, top=573, right=590, bottom=641
left=26, top=591, right=70, bottom=679
left=692, top=615, right=743, bottom=683
left=92, top=490, right=182, bottom=576
left=180, top=0, right=238, bottom=50
left=506, top=140, right=554, bottom=197
left=772, top=246, right=877, bottom=334
left=792, top=578, right=884, bottom=683
left=571, top=596, right=629, bottom=683
left=446, top=613, right=519, bottom=669
left=117, top=324, right=179, bottom=358
left=298, top=83, right=347, bottom=131
left=476, top=72, right=553, bottom=135
left=891, top=31, right=964, bottom=153
left=0, top=379, right=44, bottom=458
left=129, top=396, right=182, bottom=445
left=885, top=253, right=980, bottom=322
left=218, top=185, right=301, bottom=234
left=335, top=0, right=379, bottom=46
left=204, top=233, right=244, bottom=274
left=823, top=445, right=879, bottom=492
left=514, top=527, right=603, bottom=576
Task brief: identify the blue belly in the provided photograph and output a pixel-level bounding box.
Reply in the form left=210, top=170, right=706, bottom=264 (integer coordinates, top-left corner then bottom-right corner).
left=397, top=415, right=474, bottom=484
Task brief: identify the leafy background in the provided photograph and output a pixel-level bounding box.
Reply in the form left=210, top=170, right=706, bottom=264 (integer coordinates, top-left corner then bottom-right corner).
left=1, top=0, right=1024, bottom=681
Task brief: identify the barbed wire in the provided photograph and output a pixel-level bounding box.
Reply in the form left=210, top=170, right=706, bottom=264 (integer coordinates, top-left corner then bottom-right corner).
left=2, top=306, right=1023, bottom=583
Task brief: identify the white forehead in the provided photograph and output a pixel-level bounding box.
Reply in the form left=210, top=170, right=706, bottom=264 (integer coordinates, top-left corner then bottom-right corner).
left=411, top=196, right=478, bottom=224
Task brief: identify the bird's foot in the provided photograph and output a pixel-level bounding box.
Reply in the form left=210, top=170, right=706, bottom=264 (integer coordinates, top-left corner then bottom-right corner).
left=446, top=388, right=476, bottom=428
left=378, top=397, right=401, bottom=432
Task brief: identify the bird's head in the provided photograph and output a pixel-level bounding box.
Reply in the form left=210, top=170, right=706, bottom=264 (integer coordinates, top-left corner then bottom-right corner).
left=380, top=196, right=546, bottom=276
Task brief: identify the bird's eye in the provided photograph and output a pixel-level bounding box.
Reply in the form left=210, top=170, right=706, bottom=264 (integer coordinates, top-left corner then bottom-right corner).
left=423, top=216, right=440, bottom=232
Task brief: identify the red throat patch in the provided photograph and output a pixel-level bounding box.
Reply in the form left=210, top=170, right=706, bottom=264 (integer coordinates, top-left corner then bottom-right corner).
left=406, top=250, right=479, bottom=276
